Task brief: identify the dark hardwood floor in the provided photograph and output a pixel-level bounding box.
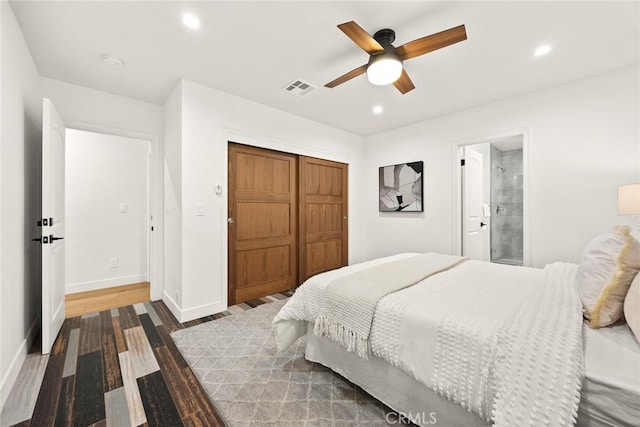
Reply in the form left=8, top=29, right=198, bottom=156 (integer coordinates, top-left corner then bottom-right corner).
left=10, top=295, right=290, bottom=427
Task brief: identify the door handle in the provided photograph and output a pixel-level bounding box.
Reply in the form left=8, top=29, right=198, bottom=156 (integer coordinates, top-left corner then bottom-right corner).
left=227, top=217, right=234, bottom=224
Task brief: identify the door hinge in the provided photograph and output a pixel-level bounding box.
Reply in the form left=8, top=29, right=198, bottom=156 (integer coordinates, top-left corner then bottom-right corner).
left=460, top=159, right=465, bottom=166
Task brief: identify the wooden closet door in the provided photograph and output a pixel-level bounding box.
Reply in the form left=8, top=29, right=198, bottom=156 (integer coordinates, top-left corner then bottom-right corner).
left=299, top=156, right=348, bottom=283
left=228, top=143, right=298, bottom=305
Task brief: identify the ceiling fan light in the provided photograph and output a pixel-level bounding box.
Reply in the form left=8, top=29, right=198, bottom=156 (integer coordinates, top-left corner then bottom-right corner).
left=367, top=56, right=403, bottom=86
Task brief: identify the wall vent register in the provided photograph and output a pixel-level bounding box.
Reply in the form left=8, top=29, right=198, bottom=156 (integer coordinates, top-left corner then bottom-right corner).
left=283, top=79, right=317, bottom=97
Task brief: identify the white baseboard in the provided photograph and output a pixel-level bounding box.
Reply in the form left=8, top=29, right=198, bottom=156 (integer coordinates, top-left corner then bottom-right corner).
left=66, top=274, right=148, bottom=294
left=0, top=318, right=39, bottom=410
left=162, top=291, right=226, bottom=323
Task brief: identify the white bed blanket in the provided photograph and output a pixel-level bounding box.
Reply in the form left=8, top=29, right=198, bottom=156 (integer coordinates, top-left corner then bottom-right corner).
left=315, top=253, right=465, bottom=358
left=273, top=255, right=585, bottom=426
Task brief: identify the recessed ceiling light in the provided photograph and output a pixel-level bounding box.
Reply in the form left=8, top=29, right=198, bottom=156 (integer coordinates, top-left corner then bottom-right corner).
left=182, top=13, right=200, bottom=29
left=373, top=105, right=383, bottom=115
left=102, top=55, right=123, bottom=68
left=534, top=44, right=552, bottom=57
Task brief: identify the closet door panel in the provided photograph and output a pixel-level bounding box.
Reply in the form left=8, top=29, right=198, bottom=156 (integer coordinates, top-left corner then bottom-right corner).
left=299, top=156, right=348, bottom=283
left=228, top=143, right=297, bottom=305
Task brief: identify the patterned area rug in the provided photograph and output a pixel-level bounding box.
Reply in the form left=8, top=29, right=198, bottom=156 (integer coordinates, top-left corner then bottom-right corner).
left=171, top=299, right=399, bottom=426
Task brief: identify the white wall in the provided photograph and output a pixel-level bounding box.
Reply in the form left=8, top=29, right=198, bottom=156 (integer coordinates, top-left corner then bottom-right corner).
left=363, top=65, right=640, bottom=267
left=162, top=83, right=182, bottom=313
left=0, top=1, right=43, bottom=409
left=41, top=78, right=165, bottom=300
left=163, top=79, right=365, bottom=322
left=65, top=129, right=149, bottom=293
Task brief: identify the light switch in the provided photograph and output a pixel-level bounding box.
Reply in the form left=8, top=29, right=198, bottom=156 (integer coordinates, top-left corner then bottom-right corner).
left=119, top=203, right=128, bottom=213
left=195, top=203, right=205, bottom=216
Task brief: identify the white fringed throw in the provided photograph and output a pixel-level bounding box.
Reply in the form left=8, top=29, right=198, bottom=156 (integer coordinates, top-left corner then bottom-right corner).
left=314, top=253, right=466, bottom=358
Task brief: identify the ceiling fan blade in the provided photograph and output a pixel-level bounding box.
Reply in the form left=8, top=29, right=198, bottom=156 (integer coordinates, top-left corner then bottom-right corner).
left=325, top=64, right=368, bottom=88
left=393, top=69, right=415, bottom=94
left=396, top=25, right=467, bottom=61
left=338, top=21, right=385, bottom=54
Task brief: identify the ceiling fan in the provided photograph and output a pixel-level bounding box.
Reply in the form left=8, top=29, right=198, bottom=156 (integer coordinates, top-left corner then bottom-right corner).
left=325, top=21, right=467, bottom=94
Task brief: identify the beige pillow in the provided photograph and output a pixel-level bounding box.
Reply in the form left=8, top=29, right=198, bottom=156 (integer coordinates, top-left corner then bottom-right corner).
left=624, top=273, right=640, bottom=342
left=577, top=226, right=640, bottom=328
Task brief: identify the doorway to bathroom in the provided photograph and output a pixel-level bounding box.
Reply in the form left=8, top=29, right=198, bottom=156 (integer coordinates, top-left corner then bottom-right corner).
left=456, top=134, right=527, bottom=266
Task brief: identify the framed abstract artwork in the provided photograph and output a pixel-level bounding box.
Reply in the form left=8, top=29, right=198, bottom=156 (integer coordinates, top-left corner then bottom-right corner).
left=378, top=161, right=423, bottom=212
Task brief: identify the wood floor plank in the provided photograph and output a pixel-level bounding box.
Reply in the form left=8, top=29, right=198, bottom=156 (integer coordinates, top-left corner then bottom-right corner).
left=54, top=375, right=75, bottom=427
left=181, top=318, right=203, bottom=329
left=89, top=418, right=106, bottom=427
left=102, top=334, right=123, bottom=392
left=67, top=316, right=81, bottom=330
left=139, top=314, right=163, bottom=348
left=178, top=365, right=226, bottom=425
left=143, top=302, right=163, bottom=326
left=137, top=371, right=182, bottom=427
left=118, top=305, right=141, bottom=330
left=226, top=305, right=245, bottom=315
left=111, top=317, right=128, bottom=354
left=79, top=315, right=101, bottom=356
left=134, top=303, right=148, bottom=315
left=73, top=351, right=105, bottom=426
left=244, top=298, right=266, bottom=308
left=152, top=346, right=199, bottom=419
left=99, top=310, right=114, bottom=337
left=123, top=326, right=160, bottom=378
left=156, top=325, right=188, bottom=370
left=0, top=352, right=49, bottom=426
left=51, top=319, right=71, bottom=356
left=150, top=301, right=182, bottom=332
left=30, top=353, right=65, bottom=427
left=118, top=351, right=147, bottom=426
left=104, top=386, right=130, bottom=427
left=62, top=328, right=80, bottom=378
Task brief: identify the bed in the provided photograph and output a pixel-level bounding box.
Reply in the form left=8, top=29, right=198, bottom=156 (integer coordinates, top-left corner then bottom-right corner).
left=273, top=253, right=640, bottom=427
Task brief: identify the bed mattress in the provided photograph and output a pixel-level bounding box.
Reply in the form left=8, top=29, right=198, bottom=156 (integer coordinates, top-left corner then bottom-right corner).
left=305, top=320, right=640, bottom=427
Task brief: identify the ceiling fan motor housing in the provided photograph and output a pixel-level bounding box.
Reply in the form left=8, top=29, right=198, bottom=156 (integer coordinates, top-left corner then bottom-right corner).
left=373, top=28, right=396, bottom=46
left=369, top=29, right=402, bottom=64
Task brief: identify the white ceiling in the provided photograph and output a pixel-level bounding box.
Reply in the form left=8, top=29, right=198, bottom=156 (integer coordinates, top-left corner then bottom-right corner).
left=10, top=1, right=639, bottom=136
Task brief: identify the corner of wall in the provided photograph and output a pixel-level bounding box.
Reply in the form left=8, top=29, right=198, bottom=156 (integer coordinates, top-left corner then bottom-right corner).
left=1, top=0, right=44, bottom=410
left=162, top=81, right=184, bottom=315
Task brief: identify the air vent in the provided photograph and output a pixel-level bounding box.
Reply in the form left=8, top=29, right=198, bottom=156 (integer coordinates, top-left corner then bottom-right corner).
left=283, top=79, right=317, bottom=97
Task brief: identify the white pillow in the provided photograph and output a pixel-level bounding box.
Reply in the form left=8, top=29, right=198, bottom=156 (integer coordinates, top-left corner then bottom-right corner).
left=624, top=272, right=640, bottom=343
left=576, top=226, right=640, bottom=328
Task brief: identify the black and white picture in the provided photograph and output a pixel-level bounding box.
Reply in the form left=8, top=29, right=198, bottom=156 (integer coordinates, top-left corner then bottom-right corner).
left=379, top=161, right=423, bottom=212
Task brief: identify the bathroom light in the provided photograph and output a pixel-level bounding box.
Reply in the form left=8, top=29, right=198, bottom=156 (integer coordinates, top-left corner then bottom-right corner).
left=534, top=44, right=552, bottom=57
left=372, top=105, right=383, bottom=115
left=182, top=13, right=200, bottom=29
left=367, top=52, right=403, bottom=86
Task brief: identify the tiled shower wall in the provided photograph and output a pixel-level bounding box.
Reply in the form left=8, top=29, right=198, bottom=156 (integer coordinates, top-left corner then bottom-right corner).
left=490, top=146, right=523, bottom=264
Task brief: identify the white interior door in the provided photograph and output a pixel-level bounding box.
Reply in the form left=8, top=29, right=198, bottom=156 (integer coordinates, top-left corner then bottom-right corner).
left=462, top=147, right=485, bottom=260
left=42, top=98, right=66, bottom=354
